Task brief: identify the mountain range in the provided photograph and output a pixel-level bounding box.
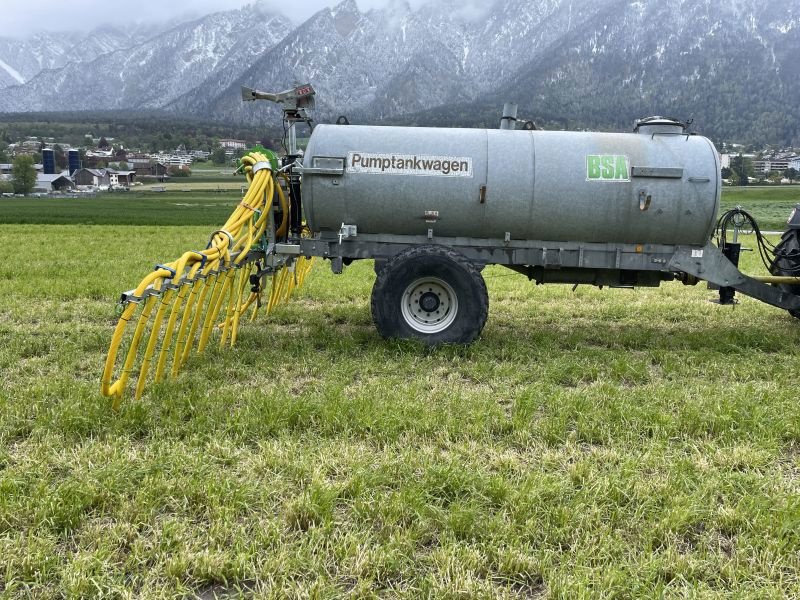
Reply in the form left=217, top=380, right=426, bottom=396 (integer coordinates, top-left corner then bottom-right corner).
left=1, top=0, right=798, bottom=145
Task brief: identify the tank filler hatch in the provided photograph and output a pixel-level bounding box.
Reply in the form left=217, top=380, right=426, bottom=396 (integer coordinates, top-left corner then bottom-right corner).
left=633, top=116, right=688, bottom=135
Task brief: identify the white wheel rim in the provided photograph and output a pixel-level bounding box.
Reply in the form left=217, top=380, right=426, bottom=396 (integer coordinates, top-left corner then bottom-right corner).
left=400, top=277, right=458, bottom=334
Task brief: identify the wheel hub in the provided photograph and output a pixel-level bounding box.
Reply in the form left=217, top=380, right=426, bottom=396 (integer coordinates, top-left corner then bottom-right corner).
left=400, top=277, right=458, bottom=334
left=419, top=291, right=440, bottom=312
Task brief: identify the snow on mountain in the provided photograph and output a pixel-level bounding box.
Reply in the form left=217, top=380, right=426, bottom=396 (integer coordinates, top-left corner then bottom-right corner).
left=0, top=32, right=80, bottom=89
left=175, top=0, right=597, bottom=123
left=0, top=28, right=145, bottom=90
left=0, top=0, right=798, bottom=144
left=487, top=0, right=800, bottom=143
left=0, top=7, right=292, bottom=112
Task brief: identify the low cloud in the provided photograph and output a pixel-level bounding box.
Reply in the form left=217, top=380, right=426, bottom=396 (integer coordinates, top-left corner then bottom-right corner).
left=1, top=0, right=254, bottom=38
left=0, top=0, right=495, bottom=37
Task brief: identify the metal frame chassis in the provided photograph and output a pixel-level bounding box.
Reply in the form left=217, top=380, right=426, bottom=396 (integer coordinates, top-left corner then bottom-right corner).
left=272, top=232, right=800, bottom=313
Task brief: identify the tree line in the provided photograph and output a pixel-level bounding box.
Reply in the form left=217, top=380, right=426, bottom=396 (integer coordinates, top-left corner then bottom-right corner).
left=0, top=111, right=281, bottom=155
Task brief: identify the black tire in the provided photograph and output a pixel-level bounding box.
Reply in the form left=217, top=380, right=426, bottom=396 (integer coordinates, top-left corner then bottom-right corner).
left=370, top=245, right=488, bottom=344
left=769, top=227, right=800, bottom=319
left=373, top=259, right=387, bottom=275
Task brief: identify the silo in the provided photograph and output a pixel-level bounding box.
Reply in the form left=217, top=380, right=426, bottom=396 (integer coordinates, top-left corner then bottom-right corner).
left=42, top=148, right=56, bottom=174
left=68, top=150, right=80, bottom=175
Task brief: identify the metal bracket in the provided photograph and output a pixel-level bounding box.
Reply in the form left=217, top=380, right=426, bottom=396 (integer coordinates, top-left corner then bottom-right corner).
left=251, top=161, right=272, bottom=175
left=275, top=243, right=302, bottom=255
left=304, top=156, right=345, bottom=176
left=338, top=223, right=357, bottom=244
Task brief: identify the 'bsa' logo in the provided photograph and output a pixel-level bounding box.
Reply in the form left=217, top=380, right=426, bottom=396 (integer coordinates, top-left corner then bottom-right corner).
left=586, top=155, right=629, bottom=181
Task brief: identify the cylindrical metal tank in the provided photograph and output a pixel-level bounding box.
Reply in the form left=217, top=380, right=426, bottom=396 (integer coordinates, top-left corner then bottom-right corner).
left=68, top=149, right=81, bottom=176
left=302, top=119, right=720, bottom=245
left=42, top=148, right=56, bottom=175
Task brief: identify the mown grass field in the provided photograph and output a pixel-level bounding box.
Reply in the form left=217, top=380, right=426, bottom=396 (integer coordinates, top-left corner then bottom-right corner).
left=719, top=187, right=800, bottom=231
left=0, top=193, right=239, bottom=226
left=0, top=184, right=797, bottom=229
left=139, top=182, right=245, bottom=191
left=0, top=189, right=799, bottom=597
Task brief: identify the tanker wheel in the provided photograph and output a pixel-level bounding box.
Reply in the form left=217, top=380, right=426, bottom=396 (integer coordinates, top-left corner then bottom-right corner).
left=371, top=245, right=488, bottom=344
left=769, top=226, right=800, bottom=319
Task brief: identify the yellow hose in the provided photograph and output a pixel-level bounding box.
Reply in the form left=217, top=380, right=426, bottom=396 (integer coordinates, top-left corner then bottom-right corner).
left=100, top=150, right=313, bottom=406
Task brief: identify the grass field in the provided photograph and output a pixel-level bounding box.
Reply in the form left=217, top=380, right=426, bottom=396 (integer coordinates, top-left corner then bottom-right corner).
left=1, top=192, right=799, bottom=597
left=0, top=193, right=239, bottom=226
left=189, top=166, right=238, bottom=180
left=719, top=187, right=800, bottom=231
left=0, top=185, right=797, bottom=229
left=140, top=181, right=245, bottom=191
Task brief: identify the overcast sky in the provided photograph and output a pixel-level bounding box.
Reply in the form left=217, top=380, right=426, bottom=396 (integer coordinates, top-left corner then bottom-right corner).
left=0, top=0, right=411, bottom=38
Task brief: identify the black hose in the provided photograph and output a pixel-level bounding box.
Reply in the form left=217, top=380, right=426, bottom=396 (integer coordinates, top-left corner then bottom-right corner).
left=714, top=208, right=800, bottom=275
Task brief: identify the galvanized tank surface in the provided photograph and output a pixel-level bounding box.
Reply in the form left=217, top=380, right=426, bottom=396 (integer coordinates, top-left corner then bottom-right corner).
left=302, top=121, right=720, bottom=245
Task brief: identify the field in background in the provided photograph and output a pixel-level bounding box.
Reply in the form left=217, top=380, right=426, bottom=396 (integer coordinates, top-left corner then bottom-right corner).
left=0, top=193, right=239, bottom=226
left=720, top=187, right=800, bottom=231
left=0, top=187, right=799, bottom=596
left=0, top=184, right=798, bottom=229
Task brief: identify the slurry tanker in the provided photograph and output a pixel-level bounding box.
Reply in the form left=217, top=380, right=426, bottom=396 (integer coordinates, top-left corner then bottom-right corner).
left=101, top=84, right=800, bottom=404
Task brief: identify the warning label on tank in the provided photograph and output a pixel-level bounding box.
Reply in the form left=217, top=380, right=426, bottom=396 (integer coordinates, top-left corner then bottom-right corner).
left=347, top=152, right=473, bottom=177
left=586, top=155, right=630, bottom=181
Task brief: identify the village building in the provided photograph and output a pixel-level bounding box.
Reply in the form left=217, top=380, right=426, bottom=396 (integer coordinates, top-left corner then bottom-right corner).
left=109, top=170, right=136, bottom=187
left=33, top=174, right=74, bottom=193
left=752, top=157, right=791, bottom=174
left=153, top=152, right=193, bottom=168
left=22, top=138, right=42, bottom=151
left=219, top=139, right=247, bottom=151
left=132, top=161, right=169, bottom=178
left=73, top=168, right=111, bottom=188
left=0, top=162, right=44, bottom=175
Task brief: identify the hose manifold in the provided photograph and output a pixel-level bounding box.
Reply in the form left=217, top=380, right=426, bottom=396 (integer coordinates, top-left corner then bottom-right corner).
left=100, top=148, right=314, bottom=405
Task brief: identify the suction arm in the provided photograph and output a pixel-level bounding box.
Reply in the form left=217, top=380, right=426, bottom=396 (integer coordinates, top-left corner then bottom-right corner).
left=240, top=84, right=315, bottom=109
left=241, top=87, right=280, bottom=102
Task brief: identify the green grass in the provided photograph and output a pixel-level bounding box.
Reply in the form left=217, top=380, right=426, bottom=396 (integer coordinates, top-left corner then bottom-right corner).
left=720, top=186, right=800, bottom=231
left=188, top=166, right=238, bottom=181
left=2, top=185, right=798, bottom=230
left=0, top=193, right=239, bottom=226
left=1, top=221, right=799, bottom=597
left=143, top=180, right=244, bottom=189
